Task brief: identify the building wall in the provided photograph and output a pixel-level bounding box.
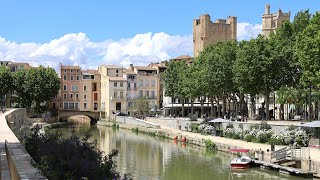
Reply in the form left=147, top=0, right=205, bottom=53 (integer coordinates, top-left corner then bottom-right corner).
left=60, top=66, right=81, bottom=111
left=193, top=14, right=237, bottom=57
left=262, top=4, right=290, bottom=37
left=136, top=71, right=159, bottom=112
left=108, top=80, right=127, bottom=116
left=79, top=72, right=101, bottom=112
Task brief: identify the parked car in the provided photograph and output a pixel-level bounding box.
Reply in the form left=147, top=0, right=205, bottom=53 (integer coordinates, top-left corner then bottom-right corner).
left=116, top=112, right=127, bottom=116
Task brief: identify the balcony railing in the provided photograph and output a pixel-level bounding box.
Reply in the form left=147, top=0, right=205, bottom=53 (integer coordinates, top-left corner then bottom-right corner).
left=111, top=96, right=126, bottom=100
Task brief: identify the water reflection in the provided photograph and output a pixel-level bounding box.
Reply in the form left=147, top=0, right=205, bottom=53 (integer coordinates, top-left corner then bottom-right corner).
left=59, top=123, right=309, bottom=180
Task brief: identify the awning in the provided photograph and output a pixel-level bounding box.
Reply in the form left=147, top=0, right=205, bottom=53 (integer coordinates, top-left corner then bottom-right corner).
left=208, top=118, right=230, bottom=123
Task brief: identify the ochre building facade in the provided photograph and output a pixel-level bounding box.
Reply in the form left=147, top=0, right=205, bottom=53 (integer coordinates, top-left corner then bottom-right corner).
left=262, top=4, right=290, bottom=37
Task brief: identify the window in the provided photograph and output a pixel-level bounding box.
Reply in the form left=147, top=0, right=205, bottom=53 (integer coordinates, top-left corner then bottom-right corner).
left=84, top=85, right=87, bottom=91
left=71, top=70, right=73, bottom=73
left=91, top=75, right=94, bottom=79
left=114, top=82, right=117, bottom=87
left=69, top=103, right=74, bottom=109
left=114, top=92, right=117, bottom=97
left=151, top=80, right=155, bottom=87
left=120, top=92, right=123, bottom=98
left=94, top=93, right=98, bottom=101
left=76, top=70, right=79, bottom=73
left=151, top=101, right=155, bottom=108
left=93, top=83, right=97, bottom=91
left=145, top=80, right=149, bottom=86
left=63, top=75, right=67, bottom=80
left=75, top=103, right=79, bottom=109
left=76, top=75, right=80, bottom=80
left=94, top=103, right=98, bottom=110
left=63, top=93, right=67, bottom=99
left=64, top=70, right=67, bottom=73
left=84, top=103, right=87, bottom=109
left=63, top=85, right=67, bottom=91
left=139, top=80, right=143, bottom=87
left=71, top=75, right=74, bottom=81
left=139, top=90, right=143, bottom=97
left=71, top=85, right=78, bottom=91
left=120, top=82, right=123, bottom=87
left=134, top=83, right=137, bottom=88
left=70, top=93, right=73, bottom=99
left=128, top=83, right=131, bottom=88
left=76, top=94, right=79, bottom=99
left=63, top=102, right=68, bottom=109
left=116, top=69, right=119, bottom=73
left=84, top=94, right=87, bottom=100
left=116, top=102, right=121, bottom=110
left=146, top=90, right=149, bottom=97
left=151, top=90, right=155, bottom=98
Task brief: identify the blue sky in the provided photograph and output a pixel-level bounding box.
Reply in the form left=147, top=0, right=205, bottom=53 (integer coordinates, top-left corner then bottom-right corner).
left=0, top=0, right=319, bottom=70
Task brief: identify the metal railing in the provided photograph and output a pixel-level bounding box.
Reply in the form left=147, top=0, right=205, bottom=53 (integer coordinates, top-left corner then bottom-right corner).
left=271, top=146, right=302, bottom=162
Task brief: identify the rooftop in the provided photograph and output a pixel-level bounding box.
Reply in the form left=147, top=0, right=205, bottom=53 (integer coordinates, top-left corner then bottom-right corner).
left=61, top=65, right=81, bottom=70
left=125, top=69, right=137, bottom=75
left=134, top=66, right=158, bottom=71
left=81, top=69, right=100, bottom=75
left=102, top=64, right=123, bottom=69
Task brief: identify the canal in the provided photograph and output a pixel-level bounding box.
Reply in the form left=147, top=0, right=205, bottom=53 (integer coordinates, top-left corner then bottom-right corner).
left=58, top=120, right=309, bottom=180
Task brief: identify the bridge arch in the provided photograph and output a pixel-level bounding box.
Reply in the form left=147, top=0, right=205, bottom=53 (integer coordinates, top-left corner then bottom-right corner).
left=58, top=110, right=100, bottom=124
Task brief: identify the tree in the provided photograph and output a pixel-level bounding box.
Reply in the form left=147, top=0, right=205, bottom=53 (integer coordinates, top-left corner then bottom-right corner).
left=0, top=65, right=14, bottom=100
left=198, top=41, right=238, bottom=117
left=13, top=66, right=60, bottom=114
left=163, top=61, right=179, bottom=116
left=296, top=12, right=320, bottom=87
left=131, top=97, right=150, bottom=116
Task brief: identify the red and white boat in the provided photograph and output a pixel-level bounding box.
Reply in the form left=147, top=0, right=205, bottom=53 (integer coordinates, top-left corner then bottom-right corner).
left=229, top=148, right=252, bottom=169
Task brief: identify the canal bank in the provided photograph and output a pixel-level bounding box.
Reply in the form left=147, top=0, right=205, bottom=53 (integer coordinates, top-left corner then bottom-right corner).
left=97, top=119, right=320, bottom=178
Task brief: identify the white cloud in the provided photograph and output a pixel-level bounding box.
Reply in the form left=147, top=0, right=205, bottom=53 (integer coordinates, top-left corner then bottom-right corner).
left=0, top=32, right=192, bottom=72
left=237, top=22, right=262, bottom=41
left=0, top=22, right=260, bottom=72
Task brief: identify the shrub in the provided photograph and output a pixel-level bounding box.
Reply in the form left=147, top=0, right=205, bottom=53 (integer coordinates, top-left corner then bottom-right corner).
left=239, top=124, right=243, bottom=130
left=249, top=124, right=259, bottom=130
left=226, top=123, right=234, bottom=129
left=17, top=127, right=121, bottom=179
left=286, top=125, right=296, bottom=131
left=204, top=139, right=216, bottom=151
left=244, top=134, right=255, bottom=142
left=260, top=122, right=272, bottom=130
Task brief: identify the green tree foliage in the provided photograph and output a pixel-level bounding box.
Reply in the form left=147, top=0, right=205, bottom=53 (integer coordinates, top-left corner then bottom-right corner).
left=13, top=66, right=60, bottom=113
left=296, top=12, right=320, bottom=86
left=0, top=65, right=14, bottom=98
left=199, top=41, right=237, bottom=117
left=132, top=96, right=150, bottom=116
left=17, top=126, right=120, bottom=179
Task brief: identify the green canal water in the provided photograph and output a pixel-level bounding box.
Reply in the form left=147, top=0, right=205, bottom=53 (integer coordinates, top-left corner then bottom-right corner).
left=58, top=121, right=310, bottom=180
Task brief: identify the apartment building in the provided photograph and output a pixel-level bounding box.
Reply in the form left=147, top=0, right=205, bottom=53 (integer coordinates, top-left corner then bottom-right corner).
left=132, top=65, right=159, bottom=112
left=99, top=65, right=127, bottom=117
left=148, top=62, right=167, bottom=109
left=125, top=67, right=138, bottom=112
left=60, top=65, right=81, bottom=111
left=80, top=70, right=101, bottom=112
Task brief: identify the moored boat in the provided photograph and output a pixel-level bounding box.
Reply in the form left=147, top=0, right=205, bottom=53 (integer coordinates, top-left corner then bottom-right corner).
left=229, top=149, right=252, bottom=169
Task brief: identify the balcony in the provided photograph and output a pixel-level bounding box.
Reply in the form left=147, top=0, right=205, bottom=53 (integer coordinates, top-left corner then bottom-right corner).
left=111, top=96, right=126, bottom=100
left=146, top=96, right=157, bottom=100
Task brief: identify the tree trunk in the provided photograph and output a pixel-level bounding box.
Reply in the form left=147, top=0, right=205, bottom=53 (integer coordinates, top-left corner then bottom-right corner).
left=265, top=90, right=270, bottom=120
left=200, top=97, right=204, bottom=118
left=181, top=98, right=185, bottom=117
left=222, top=95, right=226, bottom=117
left=191, top=99, right=194, bottom=115
left=250, top=95, right=255, bottom=119
left=210, top=97, right=214, bottom=118
left=217, top=97, right=220, bottom=117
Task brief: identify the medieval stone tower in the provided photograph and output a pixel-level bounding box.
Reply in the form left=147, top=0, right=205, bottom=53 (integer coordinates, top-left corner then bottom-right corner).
left=262, top=4, right=290, bottom=37
left=193, top=14, right=237, bottom=57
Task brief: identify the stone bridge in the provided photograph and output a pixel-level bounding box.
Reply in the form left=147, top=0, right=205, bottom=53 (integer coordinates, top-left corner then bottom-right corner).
left=58, top=110, right=101, bottom=124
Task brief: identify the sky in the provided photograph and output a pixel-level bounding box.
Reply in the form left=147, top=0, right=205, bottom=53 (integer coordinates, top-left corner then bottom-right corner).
left=0, top=0, right=319, bottom=71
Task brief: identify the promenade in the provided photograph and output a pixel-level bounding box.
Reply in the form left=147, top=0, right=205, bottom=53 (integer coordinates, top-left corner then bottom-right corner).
left=145, top=117, right=320, bottom=165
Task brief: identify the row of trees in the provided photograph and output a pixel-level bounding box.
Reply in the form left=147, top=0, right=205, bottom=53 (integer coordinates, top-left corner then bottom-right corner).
left=0, top=65, right=60, bottom=114
left=163, top=10, right=320, bottom=120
